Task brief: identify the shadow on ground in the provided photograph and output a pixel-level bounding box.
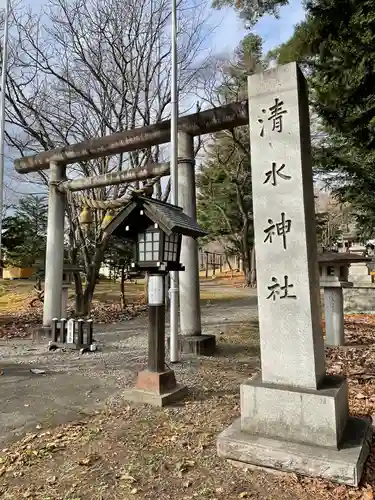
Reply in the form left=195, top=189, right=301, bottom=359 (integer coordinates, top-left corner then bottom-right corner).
left=215, top=343, right=260, bottom=358
left=201, top=296, right=258, bottom=307
left=0, top=283, right=258, bottom=447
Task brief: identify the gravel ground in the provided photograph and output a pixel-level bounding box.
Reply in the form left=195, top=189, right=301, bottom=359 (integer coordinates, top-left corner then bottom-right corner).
left=0, top=285, right=257, bottom=446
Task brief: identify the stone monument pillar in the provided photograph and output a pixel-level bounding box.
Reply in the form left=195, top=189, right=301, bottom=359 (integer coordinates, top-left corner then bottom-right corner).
left=217, top=63, right=372, bottom=486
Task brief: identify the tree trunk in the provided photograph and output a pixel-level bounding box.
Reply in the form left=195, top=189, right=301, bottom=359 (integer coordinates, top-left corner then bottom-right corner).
left=120, top=264, right=126, bottom=309
left=242, top=223, right=252, bottom=287
left=225, top=253, right=233, bottom=273
left=82, top=267, right=97, bottom=316
left=74, top=272, right=84, bottom=316
left=154, top=179, right=162, bottom=200
left=243, top=267, right=252, bottom=287
left=250, top=245, right=256, bottom=287
left=36, top=274, right=42, bottom=291
left=80, top=242, right=108, bottom=317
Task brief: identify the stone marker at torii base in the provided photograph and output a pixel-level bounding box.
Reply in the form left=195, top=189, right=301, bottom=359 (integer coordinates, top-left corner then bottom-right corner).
left=217, top=63, right=372, bottom=486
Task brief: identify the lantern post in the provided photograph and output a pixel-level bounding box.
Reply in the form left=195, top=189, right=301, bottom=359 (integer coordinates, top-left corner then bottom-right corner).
left=102, top=195, right=207, bottom=406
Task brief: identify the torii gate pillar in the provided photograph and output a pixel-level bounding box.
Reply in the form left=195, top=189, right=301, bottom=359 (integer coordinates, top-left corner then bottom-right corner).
left=177, top=132, right=216, bottom=355
left=42, top=162, right=66, bottom=329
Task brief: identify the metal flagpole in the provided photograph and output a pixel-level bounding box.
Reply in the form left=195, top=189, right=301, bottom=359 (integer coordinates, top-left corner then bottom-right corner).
left=0, top=0, right=10, bottom=264
left=169, top=0, right=179, bottom=363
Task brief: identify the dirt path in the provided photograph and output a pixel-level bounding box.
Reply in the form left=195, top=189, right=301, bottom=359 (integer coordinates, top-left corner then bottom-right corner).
left=0, top=283, right=257, bottom=446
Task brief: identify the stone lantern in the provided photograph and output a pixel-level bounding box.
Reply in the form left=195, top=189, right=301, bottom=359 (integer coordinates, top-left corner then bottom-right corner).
left=103, top=194, right=207, bottom=406
left=318, top=252, right=371, bottom=345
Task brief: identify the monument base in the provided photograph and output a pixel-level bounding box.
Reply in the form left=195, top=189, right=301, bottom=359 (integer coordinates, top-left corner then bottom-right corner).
left=167, top=334, right=216, bottom=356
left=217, top=417, right=372, bottom=486
left=240, top=375, right=349, bottom=448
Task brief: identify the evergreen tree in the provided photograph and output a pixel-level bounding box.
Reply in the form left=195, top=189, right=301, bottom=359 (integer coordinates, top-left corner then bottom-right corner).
left=268, top=0, right=375, bottom=237
left=197, top=34, right=264, bottom=286
left=197, top=128, right=254, bottom=285
left=2, top=195, right=48, bottom=267
left=212, top=0, right=288, bottom=26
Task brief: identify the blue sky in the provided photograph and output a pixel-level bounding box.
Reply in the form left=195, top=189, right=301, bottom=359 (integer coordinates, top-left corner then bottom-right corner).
left=254, top=0, right=305, bottom=52
left=20, top=0, right=305, bottom=55
left=5, top=0, right=306, bottom=198
left=211, top=0, right=305, bottom=55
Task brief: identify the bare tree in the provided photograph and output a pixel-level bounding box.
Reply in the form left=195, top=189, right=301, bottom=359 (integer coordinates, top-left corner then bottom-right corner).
left=3, top=0, right=212, bottom=314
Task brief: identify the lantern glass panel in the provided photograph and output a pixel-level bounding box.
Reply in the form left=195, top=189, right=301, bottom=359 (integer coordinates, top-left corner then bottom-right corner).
left=163, top=233, right=179, bottom=262
left=138, top=229, right=161, bottom=262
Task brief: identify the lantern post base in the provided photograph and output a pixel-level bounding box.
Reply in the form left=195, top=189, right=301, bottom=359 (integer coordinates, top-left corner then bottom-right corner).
left=124, top=370, right=188, bottom=407
left=124, top=272, right=187, bottom=407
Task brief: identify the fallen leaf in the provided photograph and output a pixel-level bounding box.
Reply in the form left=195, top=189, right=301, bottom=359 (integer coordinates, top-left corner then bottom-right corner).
left=30, top=369, right=46, bottom=375
left=120, top=474, right=137, bottom=483
left=361, top=488, right=374, bottom=500
left=176, top=459, right=195, bottom=477
left=130, top=488, right=138, bottom=494
left=176, top=461, right=187, bottom=473
left=78, top=455, right=98, bottom=466
left=290, top=473, right=299, bottom=483
left=333, top=485, right=346, bottom=497
left=239, top=493, right=249, bottom=499
left=356, top=393, right=367, bottom=399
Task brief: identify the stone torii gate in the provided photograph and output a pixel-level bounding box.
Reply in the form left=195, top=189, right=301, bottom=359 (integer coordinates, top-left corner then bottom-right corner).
left=14, top=101, right=248, bottom=354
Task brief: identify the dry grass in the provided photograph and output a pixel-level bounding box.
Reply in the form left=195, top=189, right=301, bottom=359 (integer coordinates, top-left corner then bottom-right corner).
left=0, top=277, right=247, bottom=316
left=0, top=280, right=145, bottom=315
left=0, top=281, right=35, bottom=313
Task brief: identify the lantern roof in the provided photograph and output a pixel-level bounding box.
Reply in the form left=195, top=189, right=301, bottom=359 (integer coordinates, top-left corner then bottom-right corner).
left=318, top=252, right=371, bottom=264
left=103, top=195, right=208, bottom=240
